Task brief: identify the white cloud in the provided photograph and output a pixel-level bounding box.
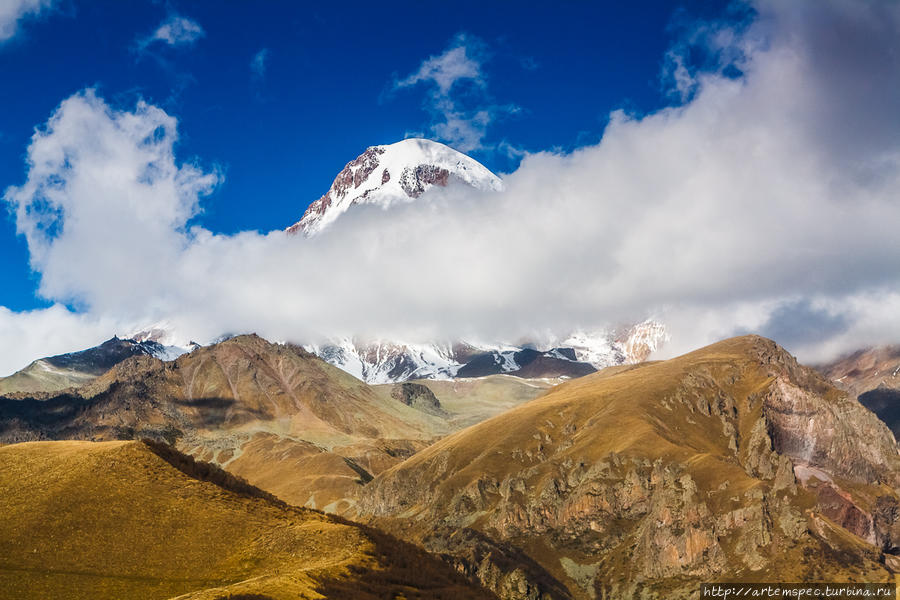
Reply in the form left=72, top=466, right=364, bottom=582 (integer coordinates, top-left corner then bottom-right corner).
left=251, top=48, right=269, bottom=78
left=0, top=0, right=53, bottom=42
left=397, top=37, right=484, bottom=95
left=0, top=305, right=118, bottom=373
left=395, top=33, right=517, bottom=152
left=3, top=0, right=900, bottom=374
left=5, top=89, right=218, bottom=321
left=138, top=14, right=205, bottom=50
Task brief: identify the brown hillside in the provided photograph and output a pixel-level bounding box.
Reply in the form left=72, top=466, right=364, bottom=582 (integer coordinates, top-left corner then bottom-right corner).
left=358, top=335, right=900, bottom=599
left=0, top=335, right=548, bottom=513
left=0, top=439, right=494, bottom=600
left=818, top=345, right=900, bottom=399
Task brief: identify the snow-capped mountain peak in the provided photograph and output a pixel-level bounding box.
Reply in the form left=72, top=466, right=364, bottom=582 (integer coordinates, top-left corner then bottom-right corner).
left=287, top=138, right=503, bottom=235
left=127, top=322, right=199, bottom=361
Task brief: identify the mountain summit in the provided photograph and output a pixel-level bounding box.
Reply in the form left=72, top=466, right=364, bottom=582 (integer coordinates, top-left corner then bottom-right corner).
left=287, top=138, right=503, bottom=235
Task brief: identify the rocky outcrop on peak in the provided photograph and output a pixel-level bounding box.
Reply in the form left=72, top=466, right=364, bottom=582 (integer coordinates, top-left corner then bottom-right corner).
left=391, top=382, right=446, bottom=416
left=399, top=163, right=450, bottom=197
left=287, top=146, right=385, bottom=235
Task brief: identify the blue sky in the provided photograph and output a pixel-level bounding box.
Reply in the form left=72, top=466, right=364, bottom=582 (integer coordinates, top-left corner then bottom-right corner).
left=0, top=0, right=735, bottom=312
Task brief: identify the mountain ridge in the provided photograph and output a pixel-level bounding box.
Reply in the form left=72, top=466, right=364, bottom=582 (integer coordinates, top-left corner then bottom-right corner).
left=0, top=334, right=550, bottom=513
left=356, top=335, right=900, bottom=598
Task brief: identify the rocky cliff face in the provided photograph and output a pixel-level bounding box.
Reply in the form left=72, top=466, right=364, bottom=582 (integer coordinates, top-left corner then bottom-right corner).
left=357, top=336, right=900, bottom=599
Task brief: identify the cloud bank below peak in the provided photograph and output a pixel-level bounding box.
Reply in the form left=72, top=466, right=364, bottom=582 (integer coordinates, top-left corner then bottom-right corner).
left=3, top=0, right=900, bottom=375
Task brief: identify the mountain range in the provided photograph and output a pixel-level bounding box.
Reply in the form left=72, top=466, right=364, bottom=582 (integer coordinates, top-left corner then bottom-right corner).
left=1, top=138, right=899, bottom=599
left=2, top=334, right=897, bottom=599
left=0, top=334, right=554, bottom=513
left=0, top=140, right=669, bottom=392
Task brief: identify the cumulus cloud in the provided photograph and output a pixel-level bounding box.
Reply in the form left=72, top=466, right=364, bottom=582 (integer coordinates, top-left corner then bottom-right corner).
left=3, top=0, right=900, bottom=374
left=137, top=13, right=205, bottom=50
left=394, top=33, right=518, bottom=152
left=0, top=0, right=53, bottom=42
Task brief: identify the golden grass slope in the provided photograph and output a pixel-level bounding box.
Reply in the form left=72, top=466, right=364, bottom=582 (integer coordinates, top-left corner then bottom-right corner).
left=0, top=440, right=494, bottom=600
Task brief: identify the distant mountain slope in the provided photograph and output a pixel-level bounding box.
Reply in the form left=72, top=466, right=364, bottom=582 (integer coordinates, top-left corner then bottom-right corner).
left=358, top=336, right=900, bottom=599
left=306, top=337, right=602, bottom=383
left=305, top=320, right=668, bottom=384
left=287, top=138, right=502, bottom=235
left=818, top=345, right=900, bottom=398
left=817, top=345, right=900, bottom=440
left=0, top=336, right=188, bottom=395
left=0, top=334, right=432, bottom=513
left=371, top=375, right=555, bottom=432
left=0, top=440, right=494, bottom=600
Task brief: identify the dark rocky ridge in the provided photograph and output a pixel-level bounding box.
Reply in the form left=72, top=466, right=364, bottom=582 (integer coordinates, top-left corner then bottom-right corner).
left=391, top=382, right=446, bottom=416
left=0, top=336, right=172, bottom=395
left=456, top=348, right=596, bottom=379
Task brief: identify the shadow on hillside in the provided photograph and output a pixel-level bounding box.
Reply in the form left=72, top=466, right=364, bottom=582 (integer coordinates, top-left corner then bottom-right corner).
left=142, top=438, right=287, bottom=506
left=860, top=388, right=900, bottom=438
left=172, top=395, right=271, bottom=428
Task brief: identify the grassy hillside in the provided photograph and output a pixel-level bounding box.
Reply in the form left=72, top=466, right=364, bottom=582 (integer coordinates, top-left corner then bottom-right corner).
left=0, top=360, right=95, bottom=395
left=0, top=440, right=494, bottom=600
left=371, top=374, right=554, bottom=434
left=1, top=336, right=557, bottom=514
left=360, top=336, right=900, bottom=599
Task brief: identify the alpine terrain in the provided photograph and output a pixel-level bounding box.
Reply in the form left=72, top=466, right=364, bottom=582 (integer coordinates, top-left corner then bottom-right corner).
left=0, top=335, right=551, bottom=512
left=357, top=336, right=900, bottom=598
left=287, top=138, right=503, bottom=236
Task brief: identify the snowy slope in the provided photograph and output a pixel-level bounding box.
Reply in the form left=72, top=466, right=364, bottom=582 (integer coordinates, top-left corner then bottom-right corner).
left=303, top=338, right=463, bottom=384
left=288, top=138, right=503, bottom=235
left=304, top=322, right=669, bottom=384
left=128, top=322, right=199, bottom=361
